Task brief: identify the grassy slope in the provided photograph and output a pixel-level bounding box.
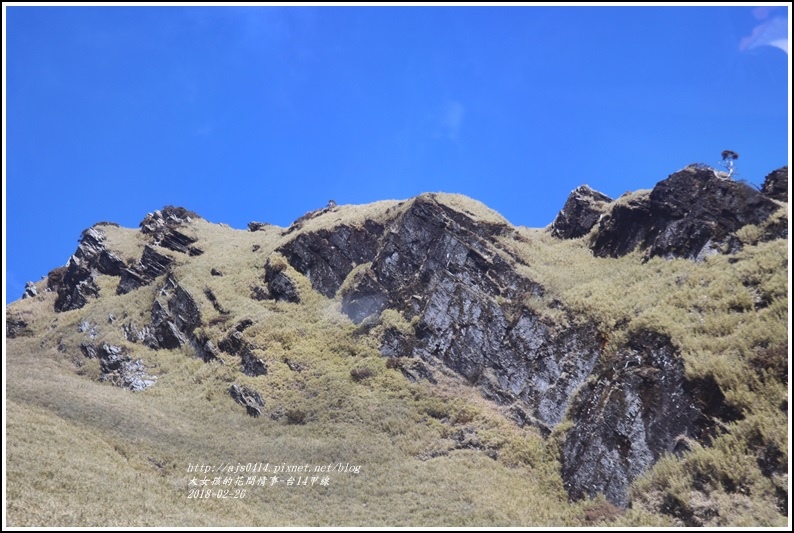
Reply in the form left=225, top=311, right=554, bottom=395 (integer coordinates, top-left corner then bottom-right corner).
left=5, top=196, right=788, bottom=526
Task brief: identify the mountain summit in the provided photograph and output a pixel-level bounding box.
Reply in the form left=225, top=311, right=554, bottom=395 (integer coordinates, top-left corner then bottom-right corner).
left=6, top=166, right=789, bottom=527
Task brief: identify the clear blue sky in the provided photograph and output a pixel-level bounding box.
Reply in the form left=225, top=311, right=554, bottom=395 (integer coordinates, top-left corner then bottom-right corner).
left=4, top=5, right=790, bottom=304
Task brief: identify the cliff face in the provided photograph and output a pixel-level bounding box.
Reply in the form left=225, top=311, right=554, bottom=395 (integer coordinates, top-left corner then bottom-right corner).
left=586, top=165, right=783, bottom=260
left=7, top=166, right=789, bottom=525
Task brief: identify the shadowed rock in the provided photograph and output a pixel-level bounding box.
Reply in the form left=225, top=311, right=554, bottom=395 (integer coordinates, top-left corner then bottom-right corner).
left=344, top=197, right=600, bottom=427
left=560, top=330, right=742, bottom=506
left=229, top=383, right=264, bottom=417
left=6, top=312, right=31, bottom=339
left=48, top=227, right=126, bottom=312
left=142, top=274, right=218, bottom=362
left=277, top=221, right=385, bottom=298
left=263, top=259, right=300, bottom=303
left=22, top=281, right=38, bottom=299
left=551, top=185, right=613, bottom=239
left=140, top=206, right=203, bottom=256
left=591, top=166, right=779, bottom=260
left=117, top=246, right=174, bottom=295
left=761, top=166, right=788, bottom=202
left=80, top=342, right=156, bottom=391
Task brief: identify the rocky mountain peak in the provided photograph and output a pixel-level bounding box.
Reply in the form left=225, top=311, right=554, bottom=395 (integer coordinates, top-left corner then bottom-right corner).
left=553, top=164, right=786, bottom=261
left=8, top=167, right=788, bottom=523
left=550, top=185, right=613, bottom=239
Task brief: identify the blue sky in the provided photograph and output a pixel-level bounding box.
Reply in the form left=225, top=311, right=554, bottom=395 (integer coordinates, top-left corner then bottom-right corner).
left=4, top=5, right=790, bottom=304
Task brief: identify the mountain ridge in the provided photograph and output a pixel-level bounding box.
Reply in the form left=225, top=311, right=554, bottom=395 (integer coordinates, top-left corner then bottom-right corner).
left=6, top=165, right=789, bottom=526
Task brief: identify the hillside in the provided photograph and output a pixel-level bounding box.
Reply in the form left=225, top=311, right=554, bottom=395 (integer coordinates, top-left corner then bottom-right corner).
left=5, top=165, right=789, bottom=527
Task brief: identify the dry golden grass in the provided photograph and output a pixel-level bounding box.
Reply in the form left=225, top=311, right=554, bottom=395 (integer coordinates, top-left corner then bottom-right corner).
left=5, top=192, right=789, bottom=526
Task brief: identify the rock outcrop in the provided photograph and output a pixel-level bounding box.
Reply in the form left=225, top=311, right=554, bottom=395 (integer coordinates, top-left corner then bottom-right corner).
left=140, top=206, right=203, bottom=256
left=141, top=274, right=218, bottom=362
left=229, top=383, right=264, bottom=417
left=591, top=166, right=780, bottom=260
left=16, top=168, right=787, bottom=514
left=560, top=330, right=741, bottom=506
left=117, top=245, right=174, bottom=295
left=218, top=323, right=267, bottom=376
left=6, top=312, right=31, bottom=339
left=22, top=281, right=38, bottom=299
left=276, top=221, right=385, bottom=298
left=81, top=342, right=156, bottom=391
left=761, top=166, right=788, bottom=202
left=551, top=185, right=613, bottom=239
left=263, top=259, right=300, bottom=303
left=47, top=227, right=127, bottom=312
left=279, top=195, right=602, bottom=430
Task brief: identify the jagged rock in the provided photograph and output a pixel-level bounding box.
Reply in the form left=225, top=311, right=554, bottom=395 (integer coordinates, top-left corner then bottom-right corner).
left=46, top=226, right=129, bottom=311
left=77, top=320, right=98, bottom=339
left=241, top=347, right=267, bottom=377
left=22, top=281, right=38, bottom=299
left=277, top=221, right=385, bottom=298
left=203, top=287, right=229, bottom=314
left=250, top=285, right=269, bottom=301
left=51, top=259, right=99, bottom=312
left=335, top=196, right=601, bottom=428
left=139, top=206, right=203, bottom=256
left=79, top=342, right=97, bottom=359
left=551, top=185, right=613, bottom=239
left=143, top=275, right=215, bottom=361
left=140, top=206, right=200, bottom=234
left=761, top=166, right=788, bottom=202
left=591, top=166, right=779, bottom=260
left=74, top=227, right=126, bottom=276
left=380, top=327, right=416, bottom=358
left=248, top=221, right=269, bottom=231
left=218, top=330, right=245, bottom=355
left=263, top=260, right=300, bottom=303
left=560, top=330, right=742, bottom=507
left=216, top=327, right=263, bottom=375
left=229, top=383, right=264, bottom=417
left=123, top=321, right=153, bottom=344
left=160, top=228, right=203, bottom=256
left=117, top=246, right=174, bottom=295
left=82, top=343, right=157, bottom=391
left=6, top=312, right=31, bottom=339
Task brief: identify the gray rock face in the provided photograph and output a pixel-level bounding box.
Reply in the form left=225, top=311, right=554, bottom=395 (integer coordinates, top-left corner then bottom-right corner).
left=50, top=259, right=99, bottom=312
left=279, top=195, right=602, bottom=430
left=351, top=198, right=601, bottom=428
left=551, top=185, right=613, bottom=239
left=273, top=192, right=754, bottom=506
left=48, top=227, right=126, bottom=312
left=81, top=342, right=156, bottom=391
left=6, top=312, right=31, bottom=339
left=248, top=221, right=269, bottom=232
left=140, top=206, right=203, bottom=256
left=761, top=166, right=788, bottom=202
left=142, top=274, right=217, bottom=362
left=263, top=260, right=300, bottom=303
left=240, top=347, right=268, bottom=377
left=560, top=330, right=741, bottom=506
left=277, top=221, right=385, bottom=298
left=218, top=325, right=267, bottom=376
left=592, top=166, right=780, bottom=260
left=22, top=281, right=38, bottom=299
left=117, top=246, right=174, bottom=295
left=229, top=383, right=264, bottom=417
